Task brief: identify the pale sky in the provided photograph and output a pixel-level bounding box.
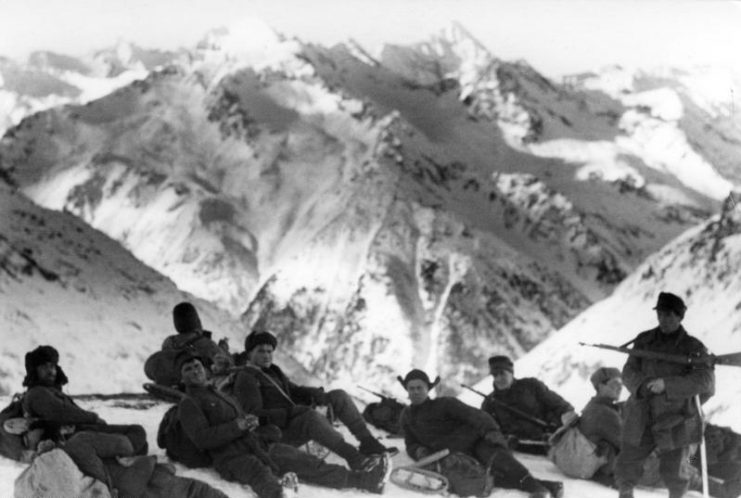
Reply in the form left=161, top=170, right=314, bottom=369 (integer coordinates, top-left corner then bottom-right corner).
left=1, top=0, right=740, bottom=78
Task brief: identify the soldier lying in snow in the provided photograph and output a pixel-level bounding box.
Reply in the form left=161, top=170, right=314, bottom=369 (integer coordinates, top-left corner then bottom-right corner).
left=227, top=330, right=396, bottom=471
left=481, top=355, right=576, bottom=453
left=17, top=345, right=226, bottom=498
left=176, top=351, right=390, bottom=498
left=398, top=368, right=564, bottom=498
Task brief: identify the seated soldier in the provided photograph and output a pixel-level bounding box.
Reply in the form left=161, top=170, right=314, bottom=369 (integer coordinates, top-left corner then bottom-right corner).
left=398, top=369, right=563, bottom=498
left=177, top=352, right=390, bottom=498
left=579, top=367, right=623, bottom=487
left=162, top=302, right=226, bottom=366
left=230, top=331, right=395, bottom=471
left=482, top=355, right=576, bottom=449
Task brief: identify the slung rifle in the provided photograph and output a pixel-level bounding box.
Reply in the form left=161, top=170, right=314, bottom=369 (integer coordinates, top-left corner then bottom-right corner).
left=461, top=383, right=558, bottom=431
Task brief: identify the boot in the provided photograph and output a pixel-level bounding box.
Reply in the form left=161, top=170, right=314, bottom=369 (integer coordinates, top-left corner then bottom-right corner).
left=539, top=479, right=564, bottom=498
left=349, top=453, right=390, bottom=494
left=279, top=472, right=299, bottom=498
left=520, top=475, right=550, bottom=498
left=617, top=487, right=635, bottom=498
left=359, top=435, right=399, bottom=456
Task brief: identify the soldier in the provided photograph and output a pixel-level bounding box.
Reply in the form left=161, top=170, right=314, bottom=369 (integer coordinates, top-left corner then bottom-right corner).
left=399, top=368, right=563, bottom=498
left=615, top=292, right=715, bottom=498
left=230, top=331, right=395, bottom=471
left=482, top=355, right=576, bottom=448
left=579, top=367, right=624, bottom=486
left=162, top=302, right=226, bottom=366
left=177, top=352, right=390, bottom=498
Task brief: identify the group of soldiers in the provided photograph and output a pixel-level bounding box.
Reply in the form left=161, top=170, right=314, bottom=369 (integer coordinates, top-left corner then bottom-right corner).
left=7, top=292, right=741, bottom=498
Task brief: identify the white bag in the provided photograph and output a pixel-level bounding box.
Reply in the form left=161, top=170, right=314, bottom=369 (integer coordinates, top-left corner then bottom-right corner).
left=14, top=448, right=111, bottom=498
left=548, top=425, right=607, bottom=479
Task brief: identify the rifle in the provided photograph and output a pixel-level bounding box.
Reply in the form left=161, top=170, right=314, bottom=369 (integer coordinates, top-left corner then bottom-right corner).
left=579, top=343, right=741, bottom=368
left=358, top=386, right=404, bottom=405
left=461, top=384, right=557, bottom=430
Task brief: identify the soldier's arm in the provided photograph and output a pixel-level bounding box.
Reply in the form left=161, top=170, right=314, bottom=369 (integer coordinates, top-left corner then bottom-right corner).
left=24, top=388, right=100, bottom=425
left=400, top=409, right=426, bottom=459
left=664, top=342, right=715, bottom=401
left=178, top=397, right=244, bottom=450
left=231, top=370, right=292, bottom=427
left=622, top=334, right=651, bottom=397
left=532, top=379, right=574, bottom=417
left=445, top=398, right=500, bottom=435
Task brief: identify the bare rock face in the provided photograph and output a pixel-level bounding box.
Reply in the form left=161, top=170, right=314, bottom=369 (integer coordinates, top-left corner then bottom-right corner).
left=1, top=22, right=734, bottom=393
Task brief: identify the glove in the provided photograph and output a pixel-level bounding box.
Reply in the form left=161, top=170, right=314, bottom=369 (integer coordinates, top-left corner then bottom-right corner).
left=415, top=446, right=432, bottom=460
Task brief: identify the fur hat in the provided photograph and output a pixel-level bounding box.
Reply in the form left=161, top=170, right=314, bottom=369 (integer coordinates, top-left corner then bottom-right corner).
left=653, top=292, right=686, bottom=317
left=23, top=345, right=68, bottom=387
left=590, top=367, right=622, bottom=390
left=244, top=331, right=278, bottom=353
left=488, top=355, right=514, bottom=374
left=397, top=369, right=440, bottom=389
left=173, top=302, right=202, bottom=334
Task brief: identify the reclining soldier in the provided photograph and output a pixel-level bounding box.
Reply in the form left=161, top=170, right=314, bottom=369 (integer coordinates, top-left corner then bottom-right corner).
left=177, top=352, right=390, bottom=498
left=482, top=355, right=576, bottom=451
left=230, top=331, right=395, bottom=471
left=398, top=368, right=564, bottom=498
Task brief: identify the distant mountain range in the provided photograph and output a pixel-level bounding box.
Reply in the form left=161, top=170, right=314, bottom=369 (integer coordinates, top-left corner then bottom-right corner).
left=1, top=19, right=739, bottom=395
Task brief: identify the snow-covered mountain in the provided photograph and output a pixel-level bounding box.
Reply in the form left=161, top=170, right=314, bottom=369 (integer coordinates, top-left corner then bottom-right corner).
left=1, top=20, right=738, bottom=395
left=460, top=192, right=741, bottom=432
left=0, top=179, right=312, bottom=395
left=0, top=42, right=181, bottom=137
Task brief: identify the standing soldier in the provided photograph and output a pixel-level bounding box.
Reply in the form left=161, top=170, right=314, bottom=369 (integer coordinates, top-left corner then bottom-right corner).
left=615, top=292, right=715, bottom=498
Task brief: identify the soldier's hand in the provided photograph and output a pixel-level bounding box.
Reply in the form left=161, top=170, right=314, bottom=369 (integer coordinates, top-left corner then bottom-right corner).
left=415, top=446, right=432, bottom=460
left=646, top=378, right=666, bottom=394
left=237, top=414, right=259, bottom=432
left=483, top=430, right=506, bottom=446
left=560, top=410, right=578, bottom=426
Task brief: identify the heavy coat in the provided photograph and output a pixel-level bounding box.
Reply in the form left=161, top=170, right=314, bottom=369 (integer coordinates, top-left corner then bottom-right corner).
left=579, top=395, right=622, bottom=453
left=400, top=397, right=503, bottom=458
left=621, top=326, right=714, bottom=451
left=161, top=332, right=224, bottom=364
left=231, top=365, right=321, bottom=428
left=23, top=385, right=100, bottom=425
left=481, top=377, right=572, bottom=439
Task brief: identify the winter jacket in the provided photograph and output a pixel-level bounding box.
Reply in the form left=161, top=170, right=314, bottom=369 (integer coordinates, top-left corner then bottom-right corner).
left=231, top=365, right=322, bottom=428
left=400, top=397, right=504, bottom=459
left=481, top=377, right=572, bottom=439
left=23, top=386, right=100, bottom=425
left=621, top=326, right=714, bottom=451
left=579, top=395, right=622, bottom=468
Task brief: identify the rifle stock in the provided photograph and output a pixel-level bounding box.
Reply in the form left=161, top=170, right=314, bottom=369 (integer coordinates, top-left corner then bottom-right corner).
left=358, top=385, right=402, bottom=404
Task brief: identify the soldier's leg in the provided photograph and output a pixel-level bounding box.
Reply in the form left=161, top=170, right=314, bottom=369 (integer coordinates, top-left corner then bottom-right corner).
left=145, top=463, right=230, bottom=498
left=269, top=442, right=349, bottom=488
left=282, top=410, right=367, bottom=470
left=216, top=454, right=283, bottom=498
left=78, top=423, right=148, bottom=455
left=658, top=446, right=692, bottom=498
left=63, top=431, right=134, bottom=487
left=615, top=440, right=655, bottom=497
left=326, top=389, right=394, bottom=455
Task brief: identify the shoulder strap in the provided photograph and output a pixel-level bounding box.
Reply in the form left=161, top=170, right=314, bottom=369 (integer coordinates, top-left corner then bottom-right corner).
left=246, top=364, right=296, bottom=406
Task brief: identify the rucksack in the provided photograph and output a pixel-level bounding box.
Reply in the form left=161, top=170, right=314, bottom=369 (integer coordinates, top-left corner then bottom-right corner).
left=433, top=452, right=493, bottom=497
left=144, top=335, right=203, bottom=386
left=0, top=394, right=27, bottom=462
left=156, top=405, right=211, bottom=468
left=362, top=398, right=405, bottom=435
left=14, top=448, right=111, bottom=498
left=548, top=425, right=607, bottom=479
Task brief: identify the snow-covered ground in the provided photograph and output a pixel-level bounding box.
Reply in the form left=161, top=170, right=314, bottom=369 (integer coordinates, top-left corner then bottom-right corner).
left=0, top=395, right=709, bottom=498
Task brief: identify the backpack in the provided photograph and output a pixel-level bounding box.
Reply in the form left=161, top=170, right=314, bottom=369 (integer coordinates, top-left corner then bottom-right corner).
left=548, top=425, right=607, bottom=479
left=144, top=335, right=203, bottom=386
left=1, top=394, right=27, bottom=462
left=432, top=452, right=493, bottom=497
left=156, top=405, right=211, bottom=468
left=362, top=398, right=405, bottom=435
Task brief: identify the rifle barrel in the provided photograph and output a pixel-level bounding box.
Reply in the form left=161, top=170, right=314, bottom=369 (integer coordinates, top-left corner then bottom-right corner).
left=461, top=384, right=553, bottom=429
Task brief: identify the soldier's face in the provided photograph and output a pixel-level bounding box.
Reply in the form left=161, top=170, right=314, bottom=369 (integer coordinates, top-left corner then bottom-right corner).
left=181, top=359, right=208, bottom=386
left=491, top=369, right=514, bottom=390
left=405, top=379, right=429, bottom=405
left=657, top=309, right=682, bottom=334
left=599, top=377, right=623, bottom=401
left=249, top=344, right=274, bottom=368
left=36, top=362, right=57, bottom=386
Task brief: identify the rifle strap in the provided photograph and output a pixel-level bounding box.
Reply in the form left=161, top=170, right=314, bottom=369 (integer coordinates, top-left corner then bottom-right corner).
left=620, top=337, right=637, bottom=349
left=245, top=364, right=296, bottom=407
